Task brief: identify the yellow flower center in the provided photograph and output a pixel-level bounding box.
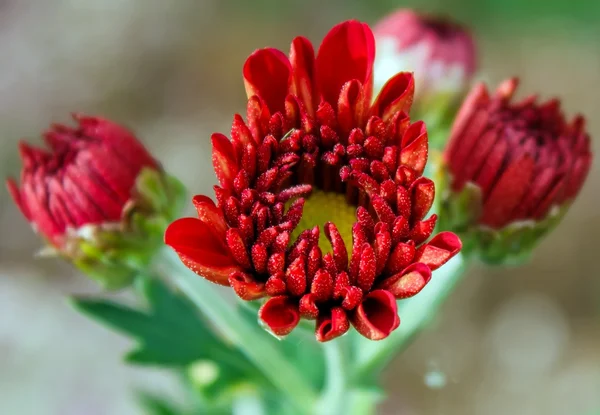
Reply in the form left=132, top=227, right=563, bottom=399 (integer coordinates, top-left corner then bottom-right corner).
left=292, top=190, right=355, bottom=255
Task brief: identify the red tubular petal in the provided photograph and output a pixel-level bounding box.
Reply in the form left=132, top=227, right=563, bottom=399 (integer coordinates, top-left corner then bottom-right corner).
left=285, top=256, right=308, bottom=296
left=229, top=272, right=266, bottom=300
left=371, top=195, right=396, bottom=226
left=316, top=307, right=349, bottom=342
left=446, top=83, right=490, bottom=156
left=211, top=133, right=238, bottom=190
left=324, top=222, right=349, bottom=272
left=357, top=244, right=377, bottom=292
left=385, top=241, right=416, bottom=275
left=290, top=36, right=317, bottom=115
left=265, top=273, right=287, bottom=296
left=341, top=286, right=363, bottom=310
left=400, top=122, right=428, bottom=176
left=299, top=293, right=320, bottom=319
left=350, top=290, right=400, bottom=340
left=414, top=232, right=462, bottom=271
left=410, top=177, right=435, bottom=223
left=226, top=229, right=252, bottom=269
left=451, top=128, right=499, bottom=190
left=374, top=228, right=392, bottom=275
left=311, top=269, right=334, bottom=302
left=377, top=263, right=432, bottom=299
left=481, top=156, right=535, bottom=228
left=75, top=115, right=158, bottom=170
left=409, top=214, right=437, bottom=245
left=316, top=20, right=375, bottom=107
left=338, top=80, right=367, bottom=132
left=192, top=195, right=227, bottom=237
left=251, top=243, right=268, bottom=274
left=231, top=114, right=255, bottom=150
left=165, top=218, right=241, bottom=285
left=446, top=110, right=491, bottom=181
left=565, top=152, right=591, bottom=200
left=371, top=72, right=415, bottom=122
left=6, top=178, right=32, bottom=221
left=243, top=48, right=292, bottom=114
left=259, top=296, right=300, bottom=337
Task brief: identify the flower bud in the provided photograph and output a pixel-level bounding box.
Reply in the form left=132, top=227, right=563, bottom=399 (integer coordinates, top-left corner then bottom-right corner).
left=373, top=9, right=476, bottom=140
left=6, top=114, right=185, bottom=288
left=440, top=79, right=592, bottom=263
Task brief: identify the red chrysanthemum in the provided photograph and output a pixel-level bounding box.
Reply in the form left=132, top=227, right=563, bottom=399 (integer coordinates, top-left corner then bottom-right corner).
left=7, top=114, right=159, bottom=248
left=445, top=78, right=592, bottom=229
left=165, top=20, right=461, bottom=342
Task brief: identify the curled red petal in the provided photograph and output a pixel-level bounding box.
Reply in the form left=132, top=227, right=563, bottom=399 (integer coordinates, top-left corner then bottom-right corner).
left=316, top=20, right=375, bottom=107
left=211, top=133, right=238, bottom=190
left=6, top=178, right=32, bottom=221
left=192, top=195, right=227, bottom=238
left=164, top=218, right=242, bottom=285
left=299, top=293, right=320, bottom=319
left=414, top=232, right=462, bottom=271
left=290, top=36, right=317, bottom=116
left=259, top=296, right=300, bottom=337
left=400, top=121, right=428, bottom=176
left=410, top=177, right=435, bottom=223
left=350, top=290, right=400, bottom=340
left=377, top=263, right=432, bottom=299
left=243, top=48, right=292, bottom=114
left=229, top=271, right=266, bottom=300
left=371, top=72, right=415, bottom=122
left=316, top=307, right=349, bottom=342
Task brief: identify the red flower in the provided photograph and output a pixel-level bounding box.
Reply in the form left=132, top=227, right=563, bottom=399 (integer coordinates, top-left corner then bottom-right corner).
left=165, top=20, right=461, bottom=342
left=7, top=114, right=159, bottom=248
left=373, top=9, right=476, bottom=101
left=445, top=78, right=592, bottom=229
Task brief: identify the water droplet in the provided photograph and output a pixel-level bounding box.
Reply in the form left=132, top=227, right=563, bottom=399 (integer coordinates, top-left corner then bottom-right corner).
left=424, top=369, right=447, bottom=389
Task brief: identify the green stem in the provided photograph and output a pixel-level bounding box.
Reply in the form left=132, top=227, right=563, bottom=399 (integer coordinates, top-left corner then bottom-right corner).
left=354, top=254, right=468, bottom=379
left=232, top=392, right=267, bottom=415
left=316, top=340, right=347, bottom=415
left=159, top=249, right=317, bottom=414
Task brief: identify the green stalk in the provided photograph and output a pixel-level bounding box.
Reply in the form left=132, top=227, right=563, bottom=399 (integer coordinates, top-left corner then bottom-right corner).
left=315, top=340, right=347, bottom=415
left=159, top=249, right=317, bottom=414
left=354, top=254, right=468, bottom=379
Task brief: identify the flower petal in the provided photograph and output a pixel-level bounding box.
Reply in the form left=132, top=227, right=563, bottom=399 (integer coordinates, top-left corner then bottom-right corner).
left=229, top=271, right=266, bottom=300
left=350, top=289, right=400, bottom=340
left=316, top=307, right=349, bottom=342
left=243, top=48, right=292, bottom=114
left=192, top=195, right=227, bottom=238
left=377, top=262, right=432, bottom=299
left=413, top=231, right=462, bottom=271
left=316, top=20, right=375, bottom=107
left=481, top=155, right=535, bottom=228
left=259, top=296, right=300, bottom=337
left=400, top=121, right=428, bottom=176
left=164, top=217, right=241, bottom=285
left=211, top=133, right=238, bottom=190
left=371, top=72, right=415, bottom=122
left=290, top=36, right=317, bottom=116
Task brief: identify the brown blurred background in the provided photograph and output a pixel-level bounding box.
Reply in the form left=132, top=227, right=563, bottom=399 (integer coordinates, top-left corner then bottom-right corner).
left=0, top=0, right=598, bottom=414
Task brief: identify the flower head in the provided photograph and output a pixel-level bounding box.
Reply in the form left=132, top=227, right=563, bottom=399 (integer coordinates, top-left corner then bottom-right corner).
left=373, top=9, right=476, bottom=137
left=7, top=114, right=185, bottom=288
left=441, top=78, right=592, bottom=263
left=165, top=20, right=461, bottom=341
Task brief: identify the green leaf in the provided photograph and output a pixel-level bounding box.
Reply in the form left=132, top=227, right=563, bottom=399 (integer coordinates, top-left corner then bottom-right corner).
left=137, top=393, right=184, bottom=415
left=70, top=277, right=251, bottom=370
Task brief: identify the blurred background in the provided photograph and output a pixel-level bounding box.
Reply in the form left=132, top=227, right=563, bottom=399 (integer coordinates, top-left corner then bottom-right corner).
left=0, top=0, right=598, bottom=414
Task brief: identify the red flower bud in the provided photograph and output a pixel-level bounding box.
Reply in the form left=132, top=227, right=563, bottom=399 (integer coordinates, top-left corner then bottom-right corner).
left=7, top=114, right=184, bottom=288
left=373, top=9, right=476, bottom=106
left=442, top=79, right=592, bottom=263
